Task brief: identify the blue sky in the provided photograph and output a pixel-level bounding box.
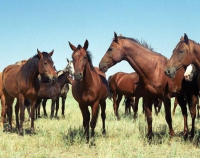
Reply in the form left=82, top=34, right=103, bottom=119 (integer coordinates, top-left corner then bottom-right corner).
left=0, top=1, right=200, bottom=78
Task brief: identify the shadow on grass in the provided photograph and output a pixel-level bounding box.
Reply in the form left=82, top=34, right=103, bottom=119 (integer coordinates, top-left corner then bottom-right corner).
left=62, top=126, right=85, bottom=146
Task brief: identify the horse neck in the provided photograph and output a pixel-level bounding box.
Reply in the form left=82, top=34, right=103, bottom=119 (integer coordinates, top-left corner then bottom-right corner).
left=57, top=74, right=67, bottom=89
left=192, top=43, right=200, bottom=71
left=21, top=58, right=39, bottom=84
left=81, top=62, right=96, bottom=87
left=123, top=40, right=167, bottom=81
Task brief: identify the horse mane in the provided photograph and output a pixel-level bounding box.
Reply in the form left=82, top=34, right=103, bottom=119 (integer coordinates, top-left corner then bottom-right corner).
left=77, top=45, right=95, bottom=71
left=21, top=52, right=51, bottom=82
left=117, top=36, right=163, bottom=56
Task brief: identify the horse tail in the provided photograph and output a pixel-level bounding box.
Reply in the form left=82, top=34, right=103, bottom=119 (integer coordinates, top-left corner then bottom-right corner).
left=107, top=75, right=113, bottom=100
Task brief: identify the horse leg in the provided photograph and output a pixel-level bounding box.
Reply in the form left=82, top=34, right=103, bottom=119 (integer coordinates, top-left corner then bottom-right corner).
left=61, top=97, right=66, bottom=118
left=177, top=95, right=188, bottom=139
left=197, top=97, right=200, bottom=118
left=50, top=100, right=56, bottom=119
left=0, top=95, right=6, bottom=127
left=55, top=98, right=59, bottom=119
left=172, top=97, right=178, bottom=116
left=15, top=100, right=20, bottom=130
left=100, top=100, right=106, bottom=135
left=42, top=99, right=47, bottom=117
left=125, top=97, right=129, bottom=115
left=116, top=94, right=123, bottom=119
left=80, top=105, right=90, bottom=143
left=90, top=101, right=100, bottom=145
left=188, top=94, right=197, bottom=138
left=157, top=99, right=162, bottom=113
left=153, top=98, right=159, bottom=116
left=4, top=93, right=14, bottom=132
left=163, top=97, right=175, bottom=136
left=144, top=98, right=153, bottom=138
left=30, top=99, right=37, bottom=134
left=112, top=91, right=118, bottom=119
left=133, top=96, right=139, bottom=119
left=18, top=93, right=25, bottom=135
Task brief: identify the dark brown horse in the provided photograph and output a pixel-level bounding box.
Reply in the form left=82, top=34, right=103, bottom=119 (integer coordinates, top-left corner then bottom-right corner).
left=2, top=49, right=57, bottom=135
left=36, top=70, right=72, bottom=119
left=99, top=33, right=198, bottom=138
left=69, top=40, right=108, bottom=144
left=165, top=34, right=200, bottom=121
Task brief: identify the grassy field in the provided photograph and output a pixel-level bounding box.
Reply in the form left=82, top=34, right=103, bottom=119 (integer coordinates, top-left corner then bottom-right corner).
left=1, top=87, right=200, bottom=158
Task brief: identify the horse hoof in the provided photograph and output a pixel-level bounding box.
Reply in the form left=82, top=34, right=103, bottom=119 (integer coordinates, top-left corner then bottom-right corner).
left=102, top=130, right=106, bottom=135
left=38, top=115, right=41, bottom=118
left=89, top=139, right=96, bottom=146
left=30, top=128, right=35, bottom=135
left=19, top=130, right=24, bottom=136
left=62, top=115, right=65, bottom=119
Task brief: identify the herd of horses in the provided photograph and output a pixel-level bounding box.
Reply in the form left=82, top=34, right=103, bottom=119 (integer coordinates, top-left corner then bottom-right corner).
left=0, top=33, right=200, bottom=145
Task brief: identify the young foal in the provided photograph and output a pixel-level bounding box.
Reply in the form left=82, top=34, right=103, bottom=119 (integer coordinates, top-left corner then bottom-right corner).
left=69, top=40, right=109, bottom=144
left=2, top=49, right=57, bottom=135
left=37, top=69, right=72, bottom=118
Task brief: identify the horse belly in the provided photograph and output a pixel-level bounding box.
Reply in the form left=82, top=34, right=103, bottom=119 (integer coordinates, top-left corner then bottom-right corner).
left=3, top=68, right=19, bottom=97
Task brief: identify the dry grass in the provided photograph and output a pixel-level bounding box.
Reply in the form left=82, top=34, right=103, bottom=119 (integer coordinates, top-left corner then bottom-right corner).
left=1, top=88, right=200, bottom=158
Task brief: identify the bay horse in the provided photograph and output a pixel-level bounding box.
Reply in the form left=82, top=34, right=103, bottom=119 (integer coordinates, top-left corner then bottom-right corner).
left=69, top=40, right=109, bottom=144
left=36, top=69, right=72, bottom=119
left=99, top=32, right=198, bottom=138
left=2, top=49, right=57, bottom=135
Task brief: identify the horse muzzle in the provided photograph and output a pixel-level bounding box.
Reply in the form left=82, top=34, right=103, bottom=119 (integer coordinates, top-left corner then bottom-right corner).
left=164, top=67, right=176, bottom=78
left=74, top=72, right=83, bottom=81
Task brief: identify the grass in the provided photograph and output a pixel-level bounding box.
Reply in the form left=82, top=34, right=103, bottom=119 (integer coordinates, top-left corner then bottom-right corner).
left=1, top=87, right=200, bottom=158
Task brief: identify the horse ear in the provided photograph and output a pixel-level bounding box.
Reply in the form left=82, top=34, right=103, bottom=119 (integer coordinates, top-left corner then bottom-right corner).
left=69, top=42, right=76, bottom=51
left=83, top=40, right=89, bottom=50
left=49, top=50, right=54, bottom=56
left=37, top=49, right=43, bottom=58
left=114, top=32, right=118, bottom=43
left=184, top=33, right=189, bottom=44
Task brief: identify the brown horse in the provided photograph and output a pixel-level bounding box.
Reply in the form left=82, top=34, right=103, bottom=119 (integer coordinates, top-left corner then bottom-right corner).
left=2, top=49, right=57, bottom=135
left=108, top=72, right=162, bottom=119
left=165, top=34, right=200, bottom=121
left=108, top=72, right=142, bottom=119
left=69, top=40, right=109, bottom=144
left=99, top=33, right=198, bottom=138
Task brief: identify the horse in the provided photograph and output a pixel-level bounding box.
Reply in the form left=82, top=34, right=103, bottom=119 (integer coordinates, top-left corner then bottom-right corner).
left=66, top=58, right=75, bottom=77
left=2, top=49, right=57, bottom=135
left=69, top=40, right=109, bottom=144
left=99, top=32, right=198, bottom=138
left=108, top=72, right=142, bottom=119
left=184, top=64, right=197, bottom=82
left=36, top=69, right=72, bottom=119
left=108, top=72, right=162, bottom=119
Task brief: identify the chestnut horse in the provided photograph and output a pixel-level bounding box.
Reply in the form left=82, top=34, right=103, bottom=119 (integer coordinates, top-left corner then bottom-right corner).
left=2, top=49, right=57, bottom=135
left=108, top=72, right=163, bottom=119
left=108, top=72, right=142, bottom=119
left=99, top=33, right=198, bottom=138
left=69, top=40, right=109, bottom=144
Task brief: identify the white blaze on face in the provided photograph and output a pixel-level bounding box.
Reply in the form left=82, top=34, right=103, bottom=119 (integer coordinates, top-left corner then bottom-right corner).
left=184, top=64, right=196, bottom=81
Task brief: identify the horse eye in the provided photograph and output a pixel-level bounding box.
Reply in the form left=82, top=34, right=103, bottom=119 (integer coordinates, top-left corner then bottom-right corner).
left=108, top=48, right=112, bottom=51
left=84, top=56, right=87, bottom=59
left=44, top=62, right=47, bottom=65
left=179, top=50, right=184, bottom=53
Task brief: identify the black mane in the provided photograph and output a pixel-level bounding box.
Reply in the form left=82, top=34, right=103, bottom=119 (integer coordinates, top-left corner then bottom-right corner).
left=21, top=52, right=51, bottom=83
